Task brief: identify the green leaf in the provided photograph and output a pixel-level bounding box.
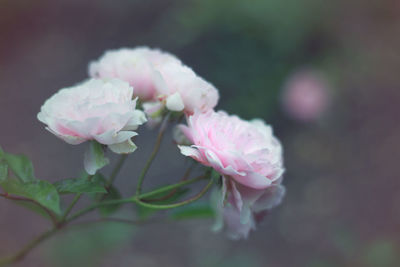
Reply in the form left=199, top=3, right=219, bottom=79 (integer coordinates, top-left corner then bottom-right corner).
left=136, top=188, right=190, bottom=219
left=0, top=147, right=35, bottom=182
left=84, top=141, right=109, bottom=175
left=1, top=178, right=61, bottom=215
left=169, top=202, right=214, bottom=220
left=54, top=177, right=107, bottom=194
left=0, top=161, right=8, bottom=182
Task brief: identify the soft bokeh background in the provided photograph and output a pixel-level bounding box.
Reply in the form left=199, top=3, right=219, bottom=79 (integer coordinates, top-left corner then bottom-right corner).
left=1, top=0, right=399, bottom=266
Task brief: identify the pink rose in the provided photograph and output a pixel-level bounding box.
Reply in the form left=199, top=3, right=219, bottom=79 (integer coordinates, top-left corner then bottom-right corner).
left=37, top=78, right=146, bottom=154
left=89, top=47, right=219, bottom=115
left=178, top=110, right=285, bottom=238
left=153, top=61, right=219, bottom=114
left=178, top=111, right=284, bottom=189
left=282, top=69, right=330, bottom=122
left=89, top=47, right=181, bottom=101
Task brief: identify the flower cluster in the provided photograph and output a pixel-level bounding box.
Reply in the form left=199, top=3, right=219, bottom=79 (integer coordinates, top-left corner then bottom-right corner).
left=89, top=47, right=219, bottom=115
left=37, top=46, right=285, bottom=239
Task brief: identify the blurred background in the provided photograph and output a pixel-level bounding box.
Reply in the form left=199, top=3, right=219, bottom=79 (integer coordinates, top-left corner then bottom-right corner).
left=1, top=0, right=399, bottom=266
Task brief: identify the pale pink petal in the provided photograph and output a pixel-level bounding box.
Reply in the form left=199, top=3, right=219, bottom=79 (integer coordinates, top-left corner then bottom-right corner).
left=178, top=145, right=202, bottom=161
left=232, top=171, right=272, bottom=189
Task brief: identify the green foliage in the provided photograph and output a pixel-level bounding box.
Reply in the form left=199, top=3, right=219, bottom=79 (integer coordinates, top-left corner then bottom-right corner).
left=0, top=161, right=7, bottom=182
left=54, top=177, right=107, bottom=194
left=1, top=179, right=61, bottom=215
left=0, top=147, right=61, bottom=216
left=169, top=202, right=214, bottom=220
left=45, top=223, right=135, bottom=267
left=0, top=146, right=35, bottom=182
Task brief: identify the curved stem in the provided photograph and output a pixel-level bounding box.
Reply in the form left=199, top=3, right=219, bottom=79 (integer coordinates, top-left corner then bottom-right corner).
left=134, top=178, right=214, bottom=210
left=68, top=179, right=212, bottom=221
left=106, top=154, right=128, bottom=188
left=0, top=193, right=59, bottom=226
left=144, top=162, right=198, bottom=203
left=67, top=175, right=210, bottom=223
left=136, top=113, right=170, bottom=196
left=139, top=175, right=206, bottom=200
left=0, top=173, right=213, bottom=265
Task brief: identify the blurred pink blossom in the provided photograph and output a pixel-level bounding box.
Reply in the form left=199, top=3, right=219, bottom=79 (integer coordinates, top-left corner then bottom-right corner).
left=282, top=69, right=330, bottom=122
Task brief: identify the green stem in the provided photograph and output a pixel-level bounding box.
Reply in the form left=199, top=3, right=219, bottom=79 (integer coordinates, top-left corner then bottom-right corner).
left=143, top=162, right=197, bottom=203
left=60, top=193, right=82, bottom=222
left=136, top=113, right=170, bottom=196
left=67, top=175, right=211, bottom=223
left=0, top=228, right=57, bottom=266
left=139, top=175, right=206, bottom=200
left=60, top=174, right=95, bottom=223
left=0, top=174, right=213, bottom=265
left=106, top=154, right=128, bottom=188
left=135, top=178, right=214, bottom=210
